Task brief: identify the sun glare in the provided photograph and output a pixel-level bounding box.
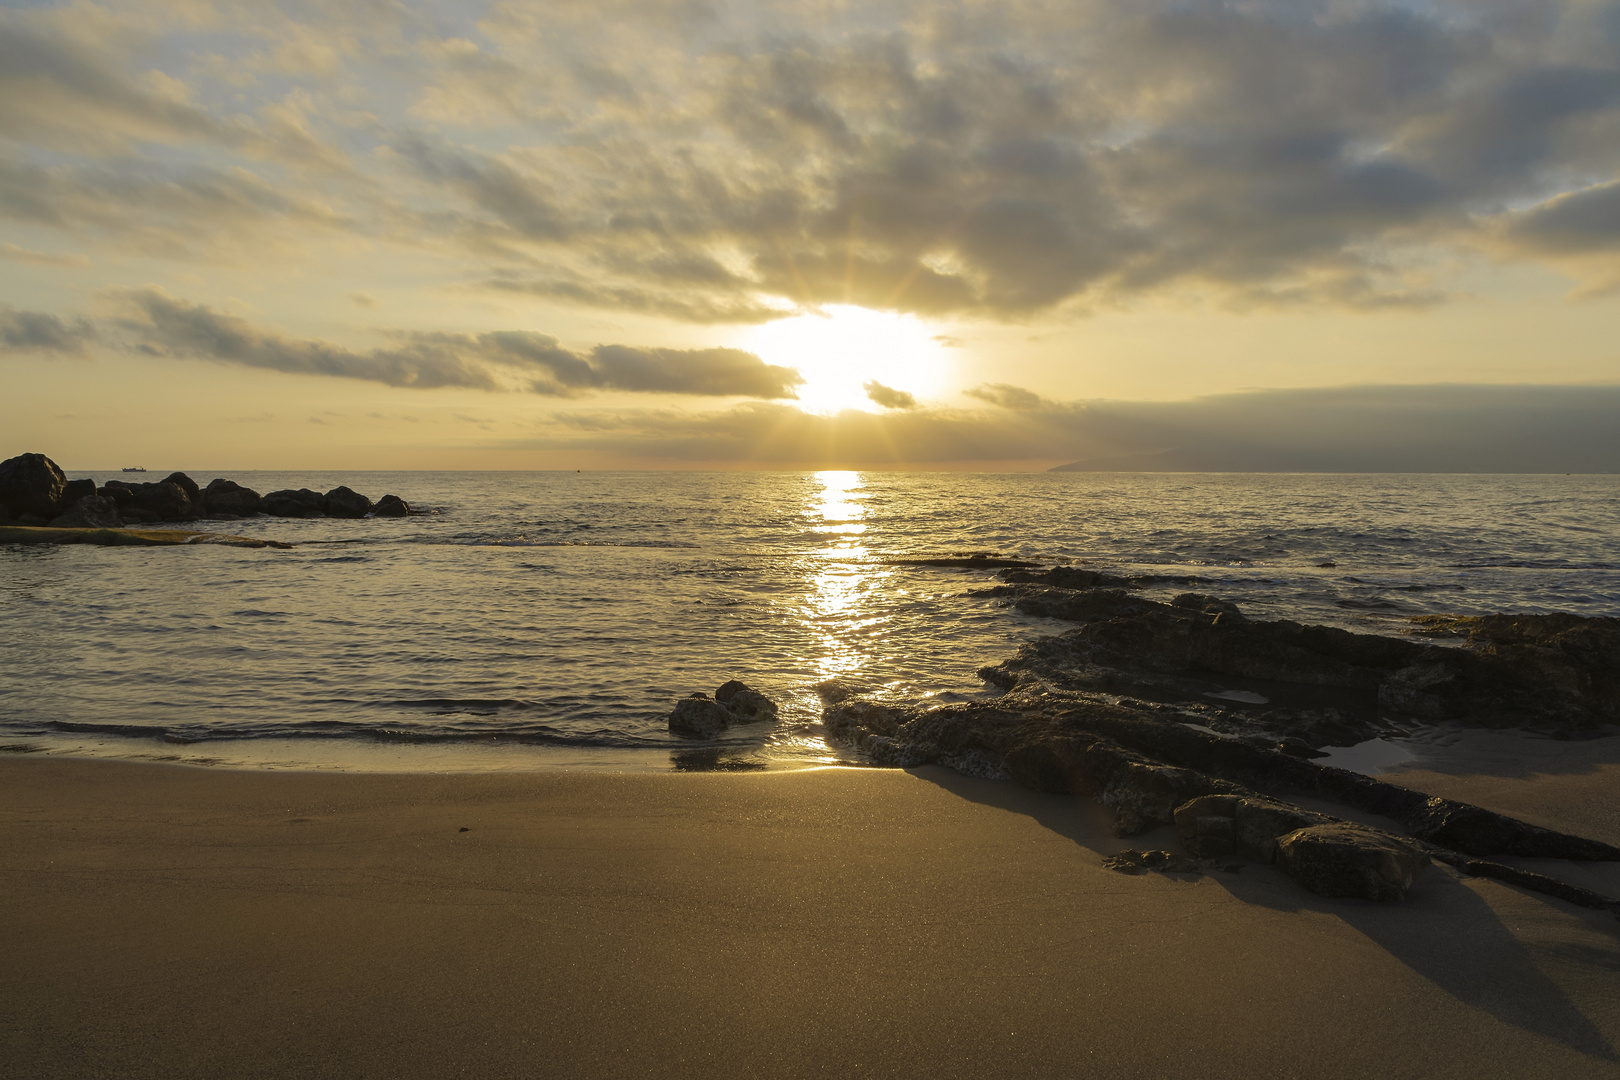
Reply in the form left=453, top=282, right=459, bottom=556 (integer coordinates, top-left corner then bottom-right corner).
left=744, top=305, right=947, bottom=413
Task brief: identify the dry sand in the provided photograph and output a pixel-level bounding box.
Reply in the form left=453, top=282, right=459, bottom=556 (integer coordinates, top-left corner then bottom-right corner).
left=4, top=754, right=1620, bottom=1080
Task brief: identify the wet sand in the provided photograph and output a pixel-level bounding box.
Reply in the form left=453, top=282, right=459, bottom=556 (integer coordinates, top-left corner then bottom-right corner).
left=4, top=755, right=1619, bottom=1079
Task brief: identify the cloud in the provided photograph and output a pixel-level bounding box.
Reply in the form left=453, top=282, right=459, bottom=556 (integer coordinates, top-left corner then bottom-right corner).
left=108, top=288, right=802, bottom=398
left=511, top=384, right=1620, bottom=471
left=4, top=1, right=1620, bottom=315
left=0, top=306, right=96, bottom=353
left=863, top=380, right=917, bottom=410
left=0, top=242, right=89, bottom=267
left=964, top=383, right=1047, bottom=410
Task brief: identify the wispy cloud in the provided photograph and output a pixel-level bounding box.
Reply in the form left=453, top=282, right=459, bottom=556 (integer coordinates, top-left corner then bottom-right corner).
left=107, top=287, right=802, bottom=398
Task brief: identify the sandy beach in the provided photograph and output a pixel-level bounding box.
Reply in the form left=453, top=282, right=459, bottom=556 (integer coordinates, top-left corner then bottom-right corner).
left=4, top=754, right=1619, bottom=1080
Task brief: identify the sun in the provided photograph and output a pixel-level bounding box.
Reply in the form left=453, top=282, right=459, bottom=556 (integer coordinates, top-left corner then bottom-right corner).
left=743, top=305, right=947, bottom=413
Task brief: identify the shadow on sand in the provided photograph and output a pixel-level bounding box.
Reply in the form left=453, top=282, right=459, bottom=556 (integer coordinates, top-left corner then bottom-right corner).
left=911, top=764, right=1620, bottom=1063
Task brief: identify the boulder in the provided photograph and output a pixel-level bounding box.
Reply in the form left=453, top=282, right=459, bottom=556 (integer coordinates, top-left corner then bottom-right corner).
left=93, top=479, right=196, bottom=521
left=324, top=485, right=373, bottom=519
left=1275, top=823, right=1430, bottom=902
left=669, top=693, right=735, bottom=738
left=47, top=495, right=122, bottom=529
left=135, top=480, right=197, bottom=521
left=0, top=453, right=67, bottom=518
left=162, top=472, right=201, bottom=503
left=61, top=478, right=97, bottom=505
left=261, top=488, right=328, bottom=518
left=715, top=679, right=778, bottom=722
left=372, top=494, right=410, bottom=517
left=202, top=478, right=262, bottom=515
left=1174, top=794, right=1334, bottom=862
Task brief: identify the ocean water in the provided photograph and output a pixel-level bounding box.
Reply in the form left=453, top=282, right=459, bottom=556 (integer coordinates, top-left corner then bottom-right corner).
left=2, top=471, right=1617, bottom=771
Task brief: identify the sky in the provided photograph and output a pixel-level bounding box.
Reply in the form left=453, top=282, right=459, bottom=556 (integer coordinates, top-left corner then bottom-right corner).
left=2, top=0, right=1618, bottom=470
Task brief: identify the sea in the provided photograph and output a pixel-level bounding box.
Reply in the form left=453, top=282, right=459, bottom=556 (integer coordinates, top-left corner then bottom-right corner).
left=2, top=471, right=1617, bottom=771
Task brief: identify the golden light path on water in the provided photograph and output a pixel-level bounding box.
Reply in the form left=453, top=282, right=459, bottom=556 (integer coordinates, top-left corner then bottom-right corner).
left=760, top=469, right=899, bottom=763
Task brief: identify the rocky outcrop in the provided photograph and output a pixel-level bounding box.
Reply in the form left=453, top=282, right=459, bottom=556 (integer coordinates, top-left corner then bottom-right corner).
left=162, top=472, right=201, bottom=503
left=61, top=478, right=96, bottom=505
left=260, top=488, right=328, bottom=518
left=47, top=495, right=122, bottom=529
left=1, top=453, right=419, bottom=528
left=0, top=452, right=67, bottom=520
left=99, top=479, right=198, bottom=523
left=975, top=577, right=1620, bottom=737
left=202, top=478, right=261, bottom=516
left=373, top=494, right=410, bottom=517
left=669, top=681, right=779, bottom=738
left=823, top=668, right=1620, bottom=910
left=324, top=485, right=373, bottom=518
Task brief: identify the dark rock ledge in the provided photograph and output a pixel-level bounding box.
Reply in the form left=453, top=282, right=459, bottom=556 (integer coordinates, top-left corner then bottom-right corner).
left=825, top=566, right=1620, bottom=911
left=0, top=452, right=418, bottom=532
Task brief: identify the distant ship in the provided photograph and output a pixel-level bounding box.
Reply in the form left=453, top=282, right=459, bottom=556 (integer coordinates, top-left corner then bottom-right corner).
left=121, top=466, right=147, bottom=473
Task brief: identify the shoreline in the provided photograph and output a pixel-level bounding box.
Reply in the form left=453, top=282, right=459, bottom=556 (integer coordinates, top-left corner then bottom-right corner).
left=5, top=756, right=1620, bottom=1079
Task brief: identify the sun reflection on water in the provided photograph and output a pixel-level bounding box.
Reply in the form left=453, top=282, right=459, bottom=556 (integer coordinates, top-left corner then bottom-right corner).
left=802, top=470, right=890, bottom=686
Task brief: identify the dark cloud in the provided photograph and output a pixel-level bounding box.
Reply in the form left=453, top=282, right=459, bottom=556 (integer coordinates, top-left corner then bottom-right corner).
left=964, top=383, right=1046, bottom=410
left=4, top=1, right=1620, bottom=312
left=1505, top=180, right=1620, bottom=253
left=514, top=384, right=1620, bottom=471
left=863, top=380, right=917, bottom=409
left=0, top=305, right=96, bottom=354
left=110, top=289, right=802, bottom=398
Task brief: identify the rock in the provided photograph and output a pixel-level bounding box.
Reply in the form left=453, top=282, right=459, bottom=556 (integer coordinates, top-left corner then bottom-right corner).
left=95, top=480, right=196, bottom=522
left=162, top=472, right=201, bottom=503
left=977, top=582, right=1620, bottom=736
left=61, top=478, right=96, bottom=505
left=324, top=485, right=373, bottom=519
left=1275, top=823, right=1430, bottom=902
left=669, top=693, right=735, bottom=738
left=372, top=494, right=410, bottom=517
left=202, top=478, right=262, bottom=515
left=1174, top=794, right=1335, bottom=862
left=1102, top=849, right=1205, bottom=874
left=0, top=453, right=67, bottom=518
left=261, top=488, right=328, bottom=518
left=715, top=679, right=778, bottom=722
left=47, top=495, right=122, bottom=529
